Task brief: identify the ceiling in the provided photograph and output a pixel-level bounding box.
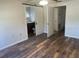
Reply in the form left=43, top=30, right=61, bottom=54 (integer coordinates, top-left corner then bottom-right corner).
left=19, top=0, right=70, bottom=6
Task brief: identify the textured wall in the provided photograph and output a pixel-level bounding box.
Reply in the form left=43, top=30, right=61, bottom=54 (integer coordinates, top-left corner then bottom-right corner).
left=0, top=0, right=28, bottom=50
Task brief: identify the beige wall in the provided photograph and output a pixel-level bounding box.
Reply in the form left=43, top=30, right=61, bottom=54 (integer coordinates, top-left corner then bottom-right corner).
left=0, top=0, right=28, bottom=50
left=65, top=0, right=79, bottom=38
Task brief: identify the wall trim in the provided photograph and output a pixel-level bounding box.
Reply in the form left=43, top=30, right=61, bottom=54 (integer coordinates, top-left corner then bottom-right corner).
left=0, top=38, right=28, bottom=51
left=65, top=35, right=79, bottom=39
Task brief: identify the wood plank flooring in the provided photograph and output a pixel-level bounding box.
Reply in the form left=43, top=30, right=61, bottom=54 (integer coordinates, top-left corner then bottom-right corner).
left=0, top=32, right=79, bottom=58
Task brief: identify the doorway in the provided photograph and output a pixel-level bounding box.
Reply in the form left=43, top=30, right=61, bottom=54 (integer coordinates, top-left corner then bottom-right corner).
left=25, top=6, right=44, bottom=38
left=26, top=6, right=36, bottom=37
left=53, top=6, right=66, bottom=33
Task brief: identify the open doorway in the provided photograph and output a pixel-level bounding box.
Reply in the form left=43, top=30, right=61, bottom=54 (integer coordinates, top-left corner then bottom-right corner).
left=25, top=5, right=45, bottom=38
left=26, top=6, right=36, bottom=38
left=53, top=6, right=66, bottom=33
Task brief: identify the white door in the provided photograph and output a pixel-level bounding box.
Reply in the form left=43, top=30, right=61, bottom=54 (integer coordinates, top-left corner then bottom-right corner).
left=35, top=7, right=44, bottom=36
left=47, top=7, right=54, bottom=37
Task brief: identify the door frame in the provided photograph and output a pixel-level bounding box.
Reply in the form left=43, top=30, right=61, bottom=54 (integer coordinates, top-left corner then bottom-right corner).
left=25, top=5, right=36, bottom=38
left=53, top=6, right=66, bottom=33
left=24, top=5, right=44, bottom=38
left=47, top=5, right=66, bottom=37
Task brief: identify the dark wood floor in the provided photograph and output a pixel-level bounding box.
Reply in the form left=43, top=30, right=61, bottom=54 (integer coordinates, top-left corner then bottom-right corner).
left=0, top=32, right=79, bottom=58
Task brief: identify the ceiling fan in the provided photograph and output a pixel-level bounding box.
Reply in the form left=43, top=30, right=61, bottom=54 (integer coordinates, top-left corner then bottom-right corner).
left=53, top=0, right=62, bottom=2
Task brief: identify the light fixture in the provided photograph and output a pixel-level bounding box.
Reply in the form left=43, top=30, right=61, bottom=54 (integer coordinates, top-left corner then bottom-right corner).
left=39, top=0, right=48, bottom=6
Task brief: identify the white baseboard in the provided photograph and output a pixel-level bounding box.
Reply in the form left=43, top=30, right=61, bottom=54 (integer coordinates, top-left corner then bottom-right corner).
left=65, top=35, right=79, bottom=39
left=0, top=38, right=28, bottom=51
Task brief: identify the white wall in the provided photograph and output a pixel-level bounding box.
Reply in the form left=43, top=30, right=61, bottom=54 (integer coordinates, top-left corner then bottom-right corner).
left=0, top=0, right=28, bottom=50
left=65, top=0, right=79, bottom=39
left=43, top=6, right=48, bottom=33
left=30, top=7, right=35, bottom=22
left=26, top=7, right=35, bottom=23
